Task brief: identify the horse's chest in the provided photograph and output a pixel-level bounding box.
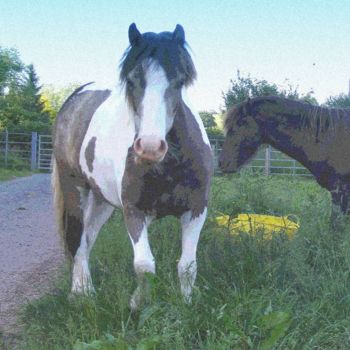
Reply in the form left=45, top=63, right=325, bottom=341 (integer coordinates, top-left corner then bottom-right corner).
left=122, top=161, right=203, bottom=218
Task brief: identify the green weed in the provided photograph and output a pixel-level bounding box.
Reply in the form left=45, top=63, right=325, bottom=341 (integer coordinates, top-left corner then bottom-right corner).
left=17, top=174, right=350, bottom=349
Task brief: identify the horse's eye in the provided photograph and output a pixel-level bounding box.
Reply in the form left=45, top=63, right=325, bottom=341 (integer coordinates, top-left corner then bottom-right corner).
left=127, top=79, right=135, bottom=88
left=176, top=79, right=186, bottom=88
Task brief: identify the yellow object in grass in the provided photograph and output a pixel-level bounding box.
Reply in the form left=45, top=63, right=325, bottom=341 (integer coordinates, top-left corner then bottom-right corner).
left=216, top=214, right=299, bottom=239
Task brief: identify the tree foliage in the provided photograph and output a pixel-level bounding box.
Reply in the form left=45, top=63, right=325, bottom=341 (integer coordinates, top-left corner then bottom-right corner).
left=325, top=93, right=350, bottom=108
left=0, top=48, right=51, bottom=132
left=223, top=70, right=317, bottom=110
left=199, top=111, right=217, bottom=129
left=41, top=83, right=79, bottom=120
left=199, top=111, right=225, bottom=138
left=0, top=47, right=24, bottom=95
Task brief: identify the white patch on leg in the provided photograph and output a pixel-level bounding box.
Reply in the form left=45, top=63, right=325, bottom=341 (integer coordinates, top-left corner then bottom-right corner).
left=72, top=253, right=95, bottom=294
left=178, top=208, right=207, bottom=302
left=71, top=191, right=114, bottom=295
left=128, top=216, right=155, bottom=311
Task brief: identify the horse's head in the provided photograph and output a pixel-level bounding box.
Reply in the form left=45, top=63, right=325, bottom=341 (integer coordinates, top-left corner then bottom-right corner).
left=219, top=100, right=263, bottom=172
left=120, top=23, right=196, bottom=164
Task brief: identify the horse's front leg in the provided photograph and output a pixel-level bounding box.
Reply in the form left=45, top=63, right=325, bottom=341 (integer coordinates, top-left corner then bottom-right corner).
left=124, top=206, right=154, bottom=311
left=178, top=208, right=207, bottom=303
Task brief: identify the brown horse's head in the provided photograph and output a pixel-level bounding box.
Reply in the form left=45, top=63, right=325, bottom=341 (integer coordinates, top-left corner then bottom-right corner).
left=219, top=100, right=263, bottom=172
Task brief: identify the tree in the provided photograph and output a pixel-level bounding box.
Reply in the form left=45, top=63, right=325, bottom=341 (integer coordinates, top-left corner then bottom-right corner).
left=0, top=47, right=24, bottom=95
left=325, top=93, right=350, bottom=108
left=199, top=111, right=224, bottom=138
left=17, top=64, right=50, bottom=132
left=0, top=64, right=50, bottom=132
left=199, top=111, right=217, bottom=129
left=223, top=70, right=317, bottom=110
left=41, top=83, right=80, bottom=120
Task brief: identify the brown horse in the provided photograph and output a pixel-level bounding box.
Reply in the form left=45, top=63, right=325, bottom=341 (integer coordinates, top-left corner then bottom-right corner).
left=52, top=24, right=213, bottom=310
left=219, top=96, right=350, bottom=214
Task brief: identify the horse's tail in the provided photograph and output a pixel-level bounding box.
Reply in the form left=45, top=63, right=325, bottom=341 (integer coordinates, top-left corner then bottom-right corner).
left=59, top=82, right=95, bottom=113
left=52, top=157, right=65, bottom=239
left=51, top=157, right=83, bottom=257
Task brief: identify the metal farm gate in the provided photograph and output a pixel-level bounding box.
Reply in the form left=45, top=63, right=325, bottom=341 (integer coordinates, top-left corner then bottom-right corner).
left=38, top=134, right=53, bottom=171
left=0, top=131, right=311, bottom=176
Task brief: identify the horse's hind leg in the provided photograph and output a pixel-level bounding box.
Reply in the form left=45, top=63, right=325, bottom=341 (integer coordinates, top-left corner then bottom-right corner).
left=330, top=185, right=349, bottom=222
left=71, top=189, right=114, bottom=294
left=178, top=208, right=207, bottom=302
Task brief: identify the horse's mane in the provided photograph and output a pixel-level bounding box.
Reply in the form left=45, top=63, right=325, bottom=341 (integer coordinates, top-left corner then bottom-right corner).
left=300, top=103, right=350, bottom=137
left=119, top=31, right=196, bottom=86
left=225, top=96, right=350, bottom=139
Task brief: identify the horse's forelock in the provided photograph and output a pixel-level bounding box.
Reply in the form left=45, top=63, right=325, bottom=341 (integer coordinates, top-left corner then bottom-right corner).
left=224, top=103, right=244, bottom=134
left=119, top=31, right=196, bottom=86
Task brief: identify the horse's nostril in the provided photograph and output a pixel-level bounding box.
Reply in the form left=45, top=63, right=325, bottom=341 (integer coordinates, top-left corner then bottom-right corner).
left=134, top=138, right=142, bottom=153
left=134, top=136, right=168, bottom=162
left=159, top=140, right=168, bottom=153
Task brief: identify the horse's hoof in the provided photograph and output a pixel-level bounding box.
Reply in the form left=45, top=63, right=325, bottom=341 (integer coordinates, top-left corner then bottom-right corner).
left=183, top=294, right=192, bottom=305
left=129, top=298, right=138, bottom=312
left=129, top=289, right=142, bottom=312
left=70, top=283, right=96, bottom=298
left=68, top=289, right=96, bottom=304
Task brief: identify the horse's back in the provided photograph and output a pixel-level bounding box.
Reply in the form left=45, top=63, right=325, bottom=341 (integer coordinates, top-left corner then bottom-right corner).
left=53, top=86, right=111, bottom=174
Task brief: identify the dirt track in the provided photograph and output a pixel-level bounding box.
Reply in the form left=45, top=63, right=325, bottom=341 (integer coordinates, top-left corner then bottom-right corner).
left=0, top=174, right=65, bottom=346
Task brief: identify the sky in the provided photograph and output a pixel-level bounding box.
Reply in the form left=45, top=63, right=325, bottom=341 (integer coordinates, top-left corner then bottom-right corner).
left=1, top=0, right=350, bottom=112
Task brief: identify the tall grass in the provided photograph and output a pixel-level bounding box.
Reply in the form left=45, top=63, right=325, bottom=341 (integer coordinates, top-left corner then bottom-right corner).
left=0, top=167, right=32, bottom=181
left=15, top=172, right=350, bottom=349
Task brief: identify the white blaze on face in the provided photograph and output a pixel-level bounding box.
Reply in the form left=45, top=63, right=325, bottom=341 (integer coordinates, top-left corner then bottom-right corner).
left=132, top=62, right=170, bottom=163
left=139, top=63, right=169, bottom=139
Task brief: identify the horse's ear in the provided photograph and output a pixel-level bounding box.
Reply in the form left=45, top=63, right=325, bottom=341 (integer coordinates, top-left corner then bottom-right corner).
left=173, top=24, right=185, bottom=45
left=128, top=23, right=141, bottom=46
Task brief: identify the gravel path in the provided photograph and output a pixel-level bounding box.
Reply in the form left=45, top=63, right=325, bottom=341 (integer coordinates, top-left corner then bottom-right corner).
left=0, top=174, right=65, bottom=345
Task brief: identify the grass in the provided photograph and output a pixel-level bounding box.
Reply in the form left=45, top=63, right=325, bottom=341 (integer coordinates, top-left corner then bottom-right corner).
left=12, top=172, right=350, bottom=349
left=0, top=167, right=32, bottom=181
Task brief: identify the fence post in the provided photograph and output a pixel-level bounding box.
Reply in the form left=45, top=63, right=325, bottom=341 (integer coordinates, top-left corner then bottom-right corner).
left=265, top=145, right=271, bottom=176
left=31, top=132, right=38, bottom=170
left=4, top=129, right=9, bottom=168
left=292, top=159, right=296, bottom=176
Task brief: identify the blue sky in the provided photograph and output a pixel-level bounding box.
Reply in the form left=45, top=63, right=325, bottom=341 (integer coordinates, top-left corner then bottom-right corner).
left=1, top=0, right=350, bottom=111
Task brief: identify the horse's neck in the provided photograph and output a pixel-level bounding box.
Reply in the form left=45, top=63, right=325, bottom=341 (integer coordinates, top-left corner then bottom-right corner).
left=261, top=112, right=313, bottom=168
left=171, top=102, right=209, bottom=152
left=165, top=102, right=212, bottom=178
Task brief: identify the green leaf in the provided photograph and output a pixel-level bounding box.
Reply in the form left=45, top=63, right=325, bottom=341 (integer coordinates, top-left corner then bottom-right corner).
left=136, top=334, right=170, bottom=350
left=259, top=311, right=292, bottom=349
left=138, top=304, right=160, bottom=329
left=74, top=334, right=128, bottom=350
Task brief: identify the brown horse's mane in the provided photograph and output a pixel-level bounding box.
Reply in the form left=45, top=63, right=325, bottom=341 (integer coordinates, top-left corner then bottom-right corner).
left=225, top=96, right=350, bottom=139
left=300, top=102, right=350, bottom=138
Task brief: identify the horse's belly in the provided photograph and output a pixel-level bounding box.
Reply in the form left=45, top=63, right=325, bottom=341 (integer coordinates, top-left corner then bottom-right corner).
left=80, top=137, right=133, bottom=208
left=87, top=158, right=122, bottom=207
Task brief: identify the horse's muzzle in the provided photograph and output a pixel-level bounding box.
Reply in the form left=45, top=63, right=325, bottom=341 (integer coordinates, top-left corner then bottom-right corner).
left=218, top=153, right=236, bottom=173
left=133, top=136, right=168, bottom=163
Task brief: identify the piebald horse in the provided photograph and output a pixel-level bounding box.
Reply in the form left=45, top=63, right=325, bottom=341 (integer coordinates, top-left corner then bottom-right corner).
left=219, top=96, right=350, bottom=215
left=52, top=24, right=213, bottom=310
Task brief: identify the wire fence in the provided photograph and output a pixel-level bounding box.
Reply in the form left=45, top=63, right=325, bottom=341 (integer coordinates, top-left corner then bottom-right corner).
left=0, top=131, right=310, bottom=176
left=0, top=131, right=38, bottom=170
left=210, top=138, right=310, bottom=176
